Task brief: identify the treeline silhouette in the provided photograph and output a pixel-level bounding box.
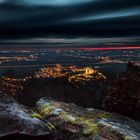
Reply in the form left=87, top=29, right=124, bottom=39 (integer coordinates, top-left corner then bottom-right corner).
left=104, top=62, right=140, bottom=120
left=15, top=76, right=107, bottom=109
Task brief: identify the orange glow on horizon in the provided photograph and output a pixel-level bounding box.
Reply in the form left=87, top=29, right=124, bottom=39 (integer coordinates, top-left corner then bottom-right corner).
left=56, top=46, right=140, bottom=51
left=79, top=46, right=140, bottom=51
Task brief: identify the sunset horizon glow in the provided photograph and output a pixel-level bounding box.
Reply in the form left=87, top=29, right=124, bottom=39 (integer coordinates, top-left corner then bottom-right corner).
left=57, top=46, right=140, bottom=51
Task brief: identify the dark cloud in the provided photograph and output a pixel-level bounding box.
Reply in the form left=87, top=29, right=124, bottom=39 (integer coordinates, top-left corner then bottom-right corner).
left=0, top=0, right=139, bottom=40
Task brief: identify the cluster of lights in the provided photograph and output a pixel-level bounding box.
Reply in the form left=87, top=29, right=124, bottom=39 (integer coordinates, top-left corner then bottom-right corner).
left=0, top=64, right=107, bottom=95
left=35, top=64, right=82, bottom=78
left=0, top=77, right=23, bottom=95
left=36, top=64, right=107, bottom=85
left=96, top=56, right=124, bottom=64
left=68, top=67, right=106, bottom=85
left=0, top=56, right=37, bottom=64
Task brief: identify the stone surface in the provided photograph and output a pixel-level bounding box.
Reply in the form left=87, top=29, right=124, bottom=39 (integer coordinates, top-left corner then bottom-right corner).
left=36, top=97, right=140, bottom=140
left=0, top=94, right=50, bottom=137
left=0, top=95, right=140, bottom=140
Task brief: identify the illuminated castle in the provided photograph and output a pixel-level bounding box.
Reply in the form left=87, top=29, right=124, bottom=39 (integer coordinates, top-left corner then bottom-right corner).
left=85, top=67, right=96, bottom=75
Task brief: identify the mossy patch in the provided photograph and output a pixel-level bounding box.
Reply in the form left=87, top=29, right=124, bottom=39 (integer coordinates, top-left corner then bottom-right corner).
left=83, top=121, right=100, bottom=135
left=31, top=113, right=42, bottom=119
left=45, top=122, right=55, bottom=130
left=35, top=100, right=128, bottom=139
left=99, top=112, right=111, bottom=119
left=38, top=105, right=53, bottom=116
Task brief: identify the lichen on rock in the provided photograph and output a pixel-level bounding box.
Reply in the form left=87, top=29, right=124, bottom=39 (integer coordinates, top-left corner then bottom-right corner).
left=0, top=95, right=140, bottom=140
left=35, top=97, right=140, bottom=140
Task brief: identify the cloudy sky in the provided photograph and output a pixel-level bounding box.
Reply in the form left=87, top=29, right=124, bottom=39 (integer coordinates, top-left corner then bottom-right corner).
left=0, top=0, right=140, bottom=46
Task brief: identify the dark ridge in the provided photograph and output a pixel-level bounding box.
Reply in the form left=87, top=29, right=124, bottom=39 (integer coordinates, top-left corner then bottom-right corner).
left=0, top=133, right=55, bottom=140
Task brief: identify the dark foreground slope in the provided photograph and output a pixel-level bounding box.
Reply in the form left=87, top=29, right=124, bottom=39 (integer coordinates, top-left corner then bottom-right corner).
left=0, top=94, right=140, bottom=140
left=15, top=77, right=107, bottom=109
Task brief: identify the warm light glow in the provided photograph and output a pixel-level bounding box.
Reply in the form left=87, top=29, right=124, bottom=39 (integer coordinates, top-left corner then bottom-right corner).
left=35, top=64, right=106, bottom=86
left=85, top=67, right=95, bottom=74
left=54, top=46, right=140, bottom=51
left=0, top=64, right=107, bottom=94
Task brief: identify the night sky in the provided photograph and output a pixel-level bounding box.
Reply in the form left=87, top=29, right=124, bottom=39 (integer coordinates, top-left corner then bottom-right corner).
left=0, top=0, right=140, bottom=46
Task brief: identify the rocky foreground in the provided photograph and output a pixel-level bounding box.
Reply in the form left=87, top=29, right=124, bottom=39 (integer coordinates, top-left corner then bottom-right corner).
left=0, top=94, right=140, bottom=140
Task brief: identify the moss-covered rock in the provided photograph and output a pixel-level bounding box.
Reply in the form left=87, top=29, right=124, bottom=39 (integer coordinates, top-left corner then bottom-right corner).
left=0, top=95, right=140, bottom=140
left=35, top=98, right=140, bottom=140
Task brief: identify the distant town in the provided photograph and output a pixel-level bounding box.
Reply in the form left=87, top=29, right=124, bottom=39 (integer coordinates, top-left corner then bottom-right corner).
left=0, top=64, right=106, bottom=95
